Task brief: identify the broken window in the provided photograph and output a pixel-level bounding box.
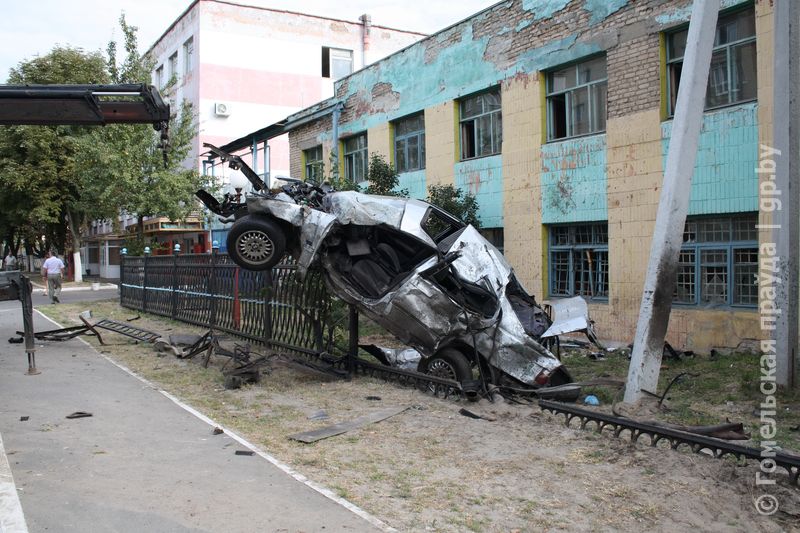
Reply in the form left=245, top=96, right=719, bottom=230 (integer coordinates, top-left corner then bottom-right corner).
left=674, top=214, right=758, bottom=306
left=479, top=227, right=504, bottom=255
left=322, top=47, right=353, bottom=80
left=548, top=223, right=608, bottom=300
left=343, top=134, right=368, bottom=183
left=459, top=89, right=501, bottom=160
left=666, top=6, right=756, bottom=116
left=154, top=66, right=164, bottom=89
left=546, top=56, right=607, bottom=141
left=394, top=113, right=425, bottom=173
left=304, top=145, right=324, bottom=182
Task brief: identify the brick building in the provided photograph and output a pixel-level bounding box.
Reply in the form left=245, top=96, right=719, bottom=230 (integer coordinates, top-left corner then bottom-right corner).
left=255, top=0, right=773, bottom=352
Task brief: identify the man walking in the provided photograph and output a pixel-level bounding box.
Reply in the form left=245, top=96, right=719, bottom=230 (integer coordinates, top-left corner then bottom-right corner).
left=41, top=251, right=65, bottom=304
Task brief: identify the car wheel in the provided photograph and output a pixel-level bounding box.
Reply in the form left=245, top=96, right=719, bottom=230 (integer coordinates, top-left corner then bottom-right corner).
left=418, top=348, right=472, bottom=384
left=226, top=215, right=286, bottom=271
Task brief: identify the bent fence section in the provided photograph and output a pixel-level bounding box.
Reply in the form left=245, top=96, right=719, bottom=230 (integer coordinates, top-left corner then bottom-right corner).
left=119, top=253, right=354, bottom=357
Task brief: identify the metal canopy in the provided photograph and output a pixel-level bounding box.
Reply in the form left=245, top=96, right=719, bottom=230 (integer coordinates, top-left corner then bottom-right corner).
left=0, top=84, right=170, bottom=129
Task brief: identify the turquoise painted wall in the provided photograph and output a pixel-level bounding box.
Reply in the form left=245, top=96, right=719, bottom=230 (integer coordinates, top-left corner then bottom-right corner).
left=454, top=155, right=504, bottom=228
left=661, top=103, right=759, bottom=215
left=397, top=169, right=426, bottom=200
left=540, top=134, right=608, bottom=224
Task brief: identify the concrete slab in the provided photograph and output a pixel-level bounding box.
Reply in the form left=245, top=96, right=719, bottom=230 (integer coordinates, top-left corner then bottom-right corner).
left=0, top=309, right=385, bottom=533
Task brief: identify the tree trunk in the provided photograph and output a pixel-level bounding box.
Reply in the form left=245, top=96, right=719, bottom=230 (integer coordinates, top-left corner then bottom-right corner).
left=66, top=210, right=83, bottom=283
left=137, top=216, right=144, bottom=242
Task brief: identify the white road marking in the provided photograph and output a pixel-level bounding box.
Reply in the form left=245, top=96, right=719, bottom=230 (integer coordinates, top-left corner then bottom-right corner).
left=37, top=311, right=395, bottom=532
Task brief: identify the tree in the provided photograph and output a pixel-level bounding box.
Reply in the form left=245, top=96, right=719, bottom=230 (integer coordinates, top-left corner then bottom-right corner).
left=0, top=46, right=110, bottom=266
left=362, top=152, right=408, bottom=197
left=426, top=184, right=481, bottom=228
left=78, top=15, right=204, bottom=257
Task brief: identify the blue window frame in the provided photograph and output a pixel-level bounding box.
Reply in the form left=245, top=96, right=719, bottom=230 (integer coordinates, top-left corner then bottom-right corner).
left=548, top=223, right=608, bottom=300
left=674, top=214, right=758, bottom=307
left=394, top=113, right=425, bottom=173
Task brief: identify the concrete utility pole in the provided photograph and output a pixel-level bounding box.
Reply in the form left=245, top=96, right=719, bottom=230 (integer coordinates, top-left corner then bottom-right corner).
left=624, top=0, right=720, bottom=403
left=772, top=0, right=799, bottom=388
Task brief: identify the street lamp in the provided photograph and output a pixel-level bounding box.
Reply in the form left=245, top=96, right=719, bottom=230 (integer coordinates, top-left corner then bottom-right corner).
left=228, top=168, right=249, bottom=202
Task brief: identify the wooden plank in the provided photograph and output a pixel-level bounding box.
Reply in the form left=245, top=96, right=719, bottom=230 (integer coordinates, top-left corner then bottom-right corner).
left=288, top=407, right=408, bottom=443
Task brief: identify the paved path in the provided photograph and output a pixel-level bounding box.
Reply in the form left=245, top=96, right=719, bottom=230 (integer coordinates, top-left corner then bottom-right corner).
left=0, top=305, right=385, bottom=533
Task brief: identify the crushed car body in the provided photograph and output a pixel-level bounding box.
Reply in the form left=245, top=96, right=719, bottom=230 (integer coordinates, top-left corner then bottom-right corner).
left=198, top=144, right=597, bottom=391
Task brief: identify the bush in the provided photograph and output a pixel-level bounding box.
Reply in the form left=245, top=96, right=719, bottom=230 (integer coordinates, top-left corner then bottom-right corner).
left=426, top=184, right=481, bottom=228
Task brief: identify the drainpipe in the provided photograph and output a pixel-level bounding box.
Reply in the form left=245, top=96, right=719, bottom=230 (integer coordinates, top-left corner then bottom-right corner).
left=331, top=101, right=344, bottom=180
left=359, top=13, right=371, bottom=66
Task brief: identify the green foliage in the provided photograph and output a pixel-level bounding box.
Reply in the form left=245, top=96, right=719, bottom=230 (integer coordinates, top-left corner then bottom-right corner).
left=362, top=152, right=408, bottom=197
left=426, top=184, right=481, bottom=228
left=325, top=150, right=360, bottom=192
left=0, top=14, right=205, bottom=255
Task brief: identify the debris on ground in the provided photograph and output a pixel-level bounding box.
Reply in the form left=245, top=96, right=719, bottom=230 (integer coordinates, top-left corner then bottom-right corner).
left=19, top=416, right=29, bottom=421
left=212, top=427, right=224, bottom=435
left=65, top=411, right=92, bottom=419
left=234, top=450, right=254, bottom=456
left=288, top=406, right=408, bottom=443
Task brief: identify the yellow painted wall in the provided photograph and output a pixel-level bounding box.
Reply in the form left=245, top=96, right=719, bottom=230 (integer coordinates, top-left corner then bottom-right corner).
left=500, top=73, right=545, bottom=295
left=367, top=123, right=393, bottom=163
left=424, top=101, right=456, bottom=188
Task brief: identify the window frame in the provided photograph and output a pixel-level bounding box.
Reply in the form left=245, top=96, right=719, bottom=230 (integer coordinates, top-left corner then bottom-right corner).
left=343, top=133, right=368, bottom=183
left=548, top=223, right=609, bottom=301
left=154, top=65, right=164, bottom=88
left=673, top=214, right=759, bottom=308
left=545, top=55, right=608, bottom=142
left=393, top=113, right=426, bottom=173
left=167, top=52, right=178, bottom=79
left=183, top=37, right=194, bottom=75
left=665, top=5, right=757, bottom=117
left=459, top=89, right=502, bottom=161
left=322, top=46, right=353, bottom=80
left=303, top=145, right=324, bottom=182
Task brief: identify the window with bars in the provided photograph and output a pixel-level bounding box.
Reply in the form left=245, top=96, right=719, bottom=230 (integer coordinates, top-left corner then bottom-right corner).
left=343, top=134, right=368, bottom=182
left=666, top=6, right=757, bottom=116
left=674, top=214, right=758, bottom=306
left=394, top=114, right=425, bottom=173
left=459, top=90, right=501, bottom=160
left=304, top=145, right=323, bottom=182
left=548, top=223, right=609, bottom=300
left=546, top=56, right=607, bottom=141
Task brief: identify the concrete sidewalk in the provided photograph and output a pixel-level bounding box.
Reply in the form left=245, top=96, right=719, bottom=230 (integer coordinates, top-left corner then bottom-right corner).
left=0, top=308, right=385, bottom=533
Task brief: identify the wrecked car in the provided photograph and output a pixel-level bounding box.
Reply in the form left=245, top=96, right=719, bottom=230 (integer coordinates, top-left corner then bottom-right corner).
left=197, top=144, right=575, bottom=391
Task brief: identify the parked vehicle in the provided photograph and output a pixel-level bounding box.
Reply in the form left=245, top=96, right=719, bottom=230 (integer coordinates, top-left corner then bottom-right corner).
left=197, top=144, right=575, bottom=391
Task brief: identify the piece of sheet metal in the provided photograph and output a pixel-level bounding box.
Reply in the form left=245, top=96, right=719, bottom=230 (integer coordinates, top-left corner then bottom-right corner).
left=541, top=296, right=592, bottom=338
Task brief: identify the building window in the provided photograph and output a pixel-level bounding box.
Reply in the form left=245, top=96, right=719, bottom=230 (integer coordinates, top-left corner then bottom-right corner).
left=343, top=134, right=368, bottom=182
left=674, top=214, right=758, bottom=306
left=154, top=65, right=163, bottom=88
left=394, top=114, right=425, bottom=173
left=322, top=47, right=353, bottom=80
left=549, top=223, right=608, bottom=300
left=168, top=52, right=178, bottom=79
left=546, top=56, right=607, bottom=141
left=459, top=89, right=501, bottom=160
left=183, top=37, right=194, bottom=75
left=479, top=228, right=504, bottom=255
left=304, top=145, right=324, bottom=182
left=666, top=6, right=756, bottom=116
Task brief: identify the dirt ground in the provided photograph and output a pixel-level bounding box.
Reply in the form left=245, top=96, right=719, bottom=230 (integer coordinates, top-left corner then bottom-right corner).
left=39, top=300, right=800, bottom=532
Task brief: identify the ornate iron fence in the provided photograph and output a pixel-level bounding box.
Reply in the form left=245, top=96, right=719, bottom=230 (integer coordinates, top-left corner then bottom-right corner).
left=119, top=252, right=353, bottom=357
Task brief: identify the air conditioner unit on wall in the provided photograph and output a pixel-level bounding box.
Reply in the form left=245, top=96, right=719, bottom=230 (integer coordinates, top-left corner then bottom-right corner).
left=214, top=102, right=230, bottom=117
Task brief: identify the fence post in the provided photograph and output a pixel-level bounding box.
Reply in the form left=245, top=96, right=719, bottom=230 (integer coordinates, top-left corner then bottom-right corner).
left=209, top=240, right=218, bottom=329
left=171, top=243, right=180, bottom=319
left=142, top=247, right=151, bottom=314
left=119, top=248, right=127, bottom=305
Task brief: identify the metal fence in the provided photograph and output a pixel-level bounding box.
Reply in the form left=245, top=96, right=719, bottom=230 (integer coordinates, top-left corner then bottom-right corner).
left=119, top=252, right=354, bottom=358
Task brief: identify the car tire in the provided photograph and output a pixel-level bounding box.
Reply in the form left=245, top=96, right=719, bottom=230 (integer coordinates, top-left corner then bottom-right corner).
left=417, top=348, right=472, bottom=384
left=226, top=215, right=286, bottom=271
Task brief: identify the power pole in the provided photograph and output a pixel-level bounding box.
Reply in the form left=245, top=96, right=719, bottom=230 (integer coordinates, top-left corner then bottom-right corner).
left=624, top=0, right=720, bottom=403
left=772, top=0, right=799, bottom=388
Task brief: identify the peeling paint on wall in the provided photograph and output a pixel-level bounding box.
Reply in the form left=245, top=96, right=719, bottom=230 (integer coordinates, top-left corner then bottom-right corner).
left=541, top=134, right=608, bottom=224
left=661, top=103, right=759, bottom=215
left=515, top=19, right=532, bottom=32
left=454, top=155, right=504, bottom=228
left=583, top=0, right=628, bottom=26
left=655, top=0, right=749, bottom=26
left=522, top=0, right=571, bottom=21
